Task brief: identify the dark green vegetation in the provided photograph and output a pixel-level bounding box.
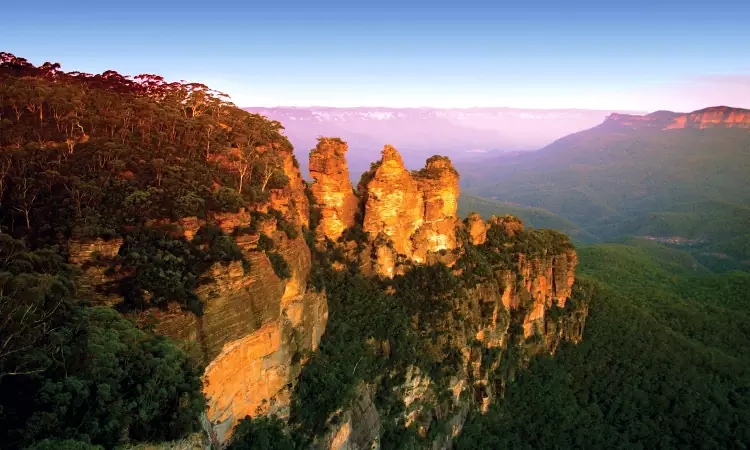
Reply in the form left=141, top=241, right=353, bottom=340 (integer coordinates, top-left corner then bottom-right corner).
left=460, top=124, right=750, bottom=269
left=117, top=226, right=245, bottom=314
left=457, top=193, right=598, bottom=243
left=457, top=239, right=750, bottom=449
left=0, top=53, right=299, bottom=312
left=226, top=221, right=584, bottom=449
left=228, top=416, right=296, bottom=450
left=0, top=54, right=307, bottom=448
left=0, top=235, right=204, bottom=449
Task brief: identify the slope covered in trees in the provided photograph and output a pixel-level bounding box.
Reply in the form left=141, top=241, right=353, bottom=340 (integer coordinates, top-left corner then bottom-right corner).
left=0, top=52, right=293, bottom=241
left=0, top=54, right=309, bottom=448
left=457, top=193, right=598, bottom=244
left=458, top=123, right=750, bottom=269
left=456, top=240, right=750, bottom=449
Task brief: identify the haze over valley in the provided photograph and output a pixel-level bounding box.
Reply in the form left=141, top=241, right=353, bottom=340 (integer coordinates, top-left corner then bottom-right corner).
left=245, top=107, right=643, bottom=177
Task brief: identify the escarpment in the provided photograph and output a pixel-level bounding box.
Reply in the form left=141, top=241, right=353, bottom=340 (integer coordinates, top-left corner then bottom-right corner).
left=304, top=142, right=587, bottom=450
left=66, top=138, right=586, bottom=449
left=67, top=145, right=326, bottom=445
left=604, top=106, right=750, bottom=131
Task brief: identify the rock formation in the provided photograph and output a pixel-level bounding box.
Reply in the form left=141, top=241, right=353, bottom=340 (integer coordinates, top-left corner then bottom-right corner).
left=308, top=138, right=358, bottom=241
left=465, top=213, right=488, bottom=245
left=320, top=216, right=584, bottom=450
left=359, top=145, right=426, bottom=258
left=339, top=145, right=461, bottom=276
left=665, top=106, right=750, bottom=130
left=604, top=106, right=750, bottom=131
left=66, top=139, right=586, bottom=449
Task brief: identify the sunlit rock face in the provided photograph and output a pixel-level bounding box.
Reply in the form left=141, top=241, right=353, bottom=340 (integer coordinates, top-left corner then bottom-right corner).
left=68, top=160, right=323, bottom=446
left=605, top=106, right=750, bottom=131
left=466, top=213, right=488, bottom=245
left=352, top=146, right=460, bottom=275
left=497, top=249, right=578, bottom=338
left=666, top=106, right=750, bottom=129
left=271, top=144, right=310, bottom=227
left=412, top=155, right=460, bottom=263
left=152, top=231, right=327, bottom=444
left=360, top=145, right=425, bottom=258
left=309, top=138, right=359, bottom=241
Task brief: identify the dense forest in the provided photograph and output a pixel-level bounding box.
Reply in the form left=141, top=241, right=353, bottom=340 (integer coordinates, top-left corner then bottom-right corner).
left=0, top=53, right=303, bottom=448
left=456, top=238, right=750, bottom=449
left=458, top=122, right=750, bottom=270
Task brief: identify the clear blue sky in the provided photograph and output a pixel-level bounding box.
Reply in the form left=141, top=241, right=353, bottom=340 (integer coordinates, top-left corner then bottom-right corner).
left=3, top=0, right=749, bottom=111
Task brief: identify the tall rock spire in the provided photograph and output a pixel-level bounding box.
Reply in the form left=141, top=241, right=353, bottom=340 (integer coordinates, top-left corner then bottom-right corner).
left=308, top=137, right=358, bottom=241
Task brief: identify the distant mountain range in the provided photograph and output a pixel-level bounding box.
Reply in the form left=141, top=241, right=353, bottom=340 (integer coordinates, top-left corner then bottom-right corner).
left=602, top=106, right=750, bottom=130
left=244, top=106, right=643, bottom=178
left=459, top=106, right=750, bottom=271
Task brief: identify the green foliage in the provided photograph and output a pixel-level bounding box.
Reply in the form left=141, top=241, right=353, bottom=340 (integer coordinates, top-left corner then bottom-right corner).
left=117, top=226, right=244, bottom=314
left=458, top=193, right=598, bottom=244
left=462, top=126, right=750, bottom=270
left=25, top=439, right=104, bottom=450
left=0, top=234, right=204, bottom=449
left=288, top=259, right=470, bottom=445
left=456, top=218, right=574, bottom=286
left=338, top=223, right=369, bottom=244
left=456, top=241, right=750, bottom=449
left=257, top=233, right=275, bottom=251
left=0, top=53, right=295, bottom=244
left=226, top=415, right=295, bottom=450
left=267, top=252, right=291, bottom=280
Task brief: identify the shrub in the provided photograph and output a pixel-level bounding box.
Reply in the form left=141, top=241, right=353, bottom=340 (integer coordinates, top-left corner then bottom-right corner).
left=267, top=252, right=291, bottom=279
left=258, top=233, right=275, bottom=251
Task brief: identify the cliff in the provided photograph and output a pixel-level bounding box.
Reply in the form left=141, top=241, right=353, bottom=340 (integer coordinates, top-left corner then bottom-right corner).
left=68, top=146, right=325, bottom=445
left=314, top=216, right=585, bottom=450
left=665, top=106, right=750, bottom=130
left=308, top=137, right=359, bottom=241
left=603, top=106, right=750, bottom=131
left=66, top=138, right=586, bottom=449
left=305, top=146, right=587, bottom=450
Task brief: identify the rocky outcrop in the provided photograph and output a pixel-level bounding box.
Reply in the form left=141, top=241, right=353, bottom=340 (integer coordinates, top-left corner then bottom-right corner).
left=665, top=106, right=750, bottom=130
left=320, top=384, right=381, bottom=450
left=465, top=213, right=488, bottom=246
left=319, top=211, right=584, bottom=450
left=359, top=145, right=426, bottom=258
left=604, top=106, right=750, bottom=131
left=412, top=156, right=460, bottom=263
left=347, top=146, right=460, bottom=276
left=268, top=144, right=310, bottom=227
left=309, top=138, right=359, bottom=241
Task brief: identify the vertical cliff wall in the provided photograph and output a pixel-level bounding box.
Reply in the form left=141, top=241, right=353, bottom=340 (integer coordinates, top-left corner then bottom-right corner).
left=68, top=139, right=586, bottom=449
left=307, top=146, right=587, bottom=450
left=68, top=146, right=326, bottom=445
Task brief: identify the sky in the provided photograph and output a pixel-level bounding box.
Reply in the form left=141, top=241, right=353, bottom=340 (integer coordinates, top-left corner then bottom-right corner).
left=3, top=0, right=750, bottom=111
